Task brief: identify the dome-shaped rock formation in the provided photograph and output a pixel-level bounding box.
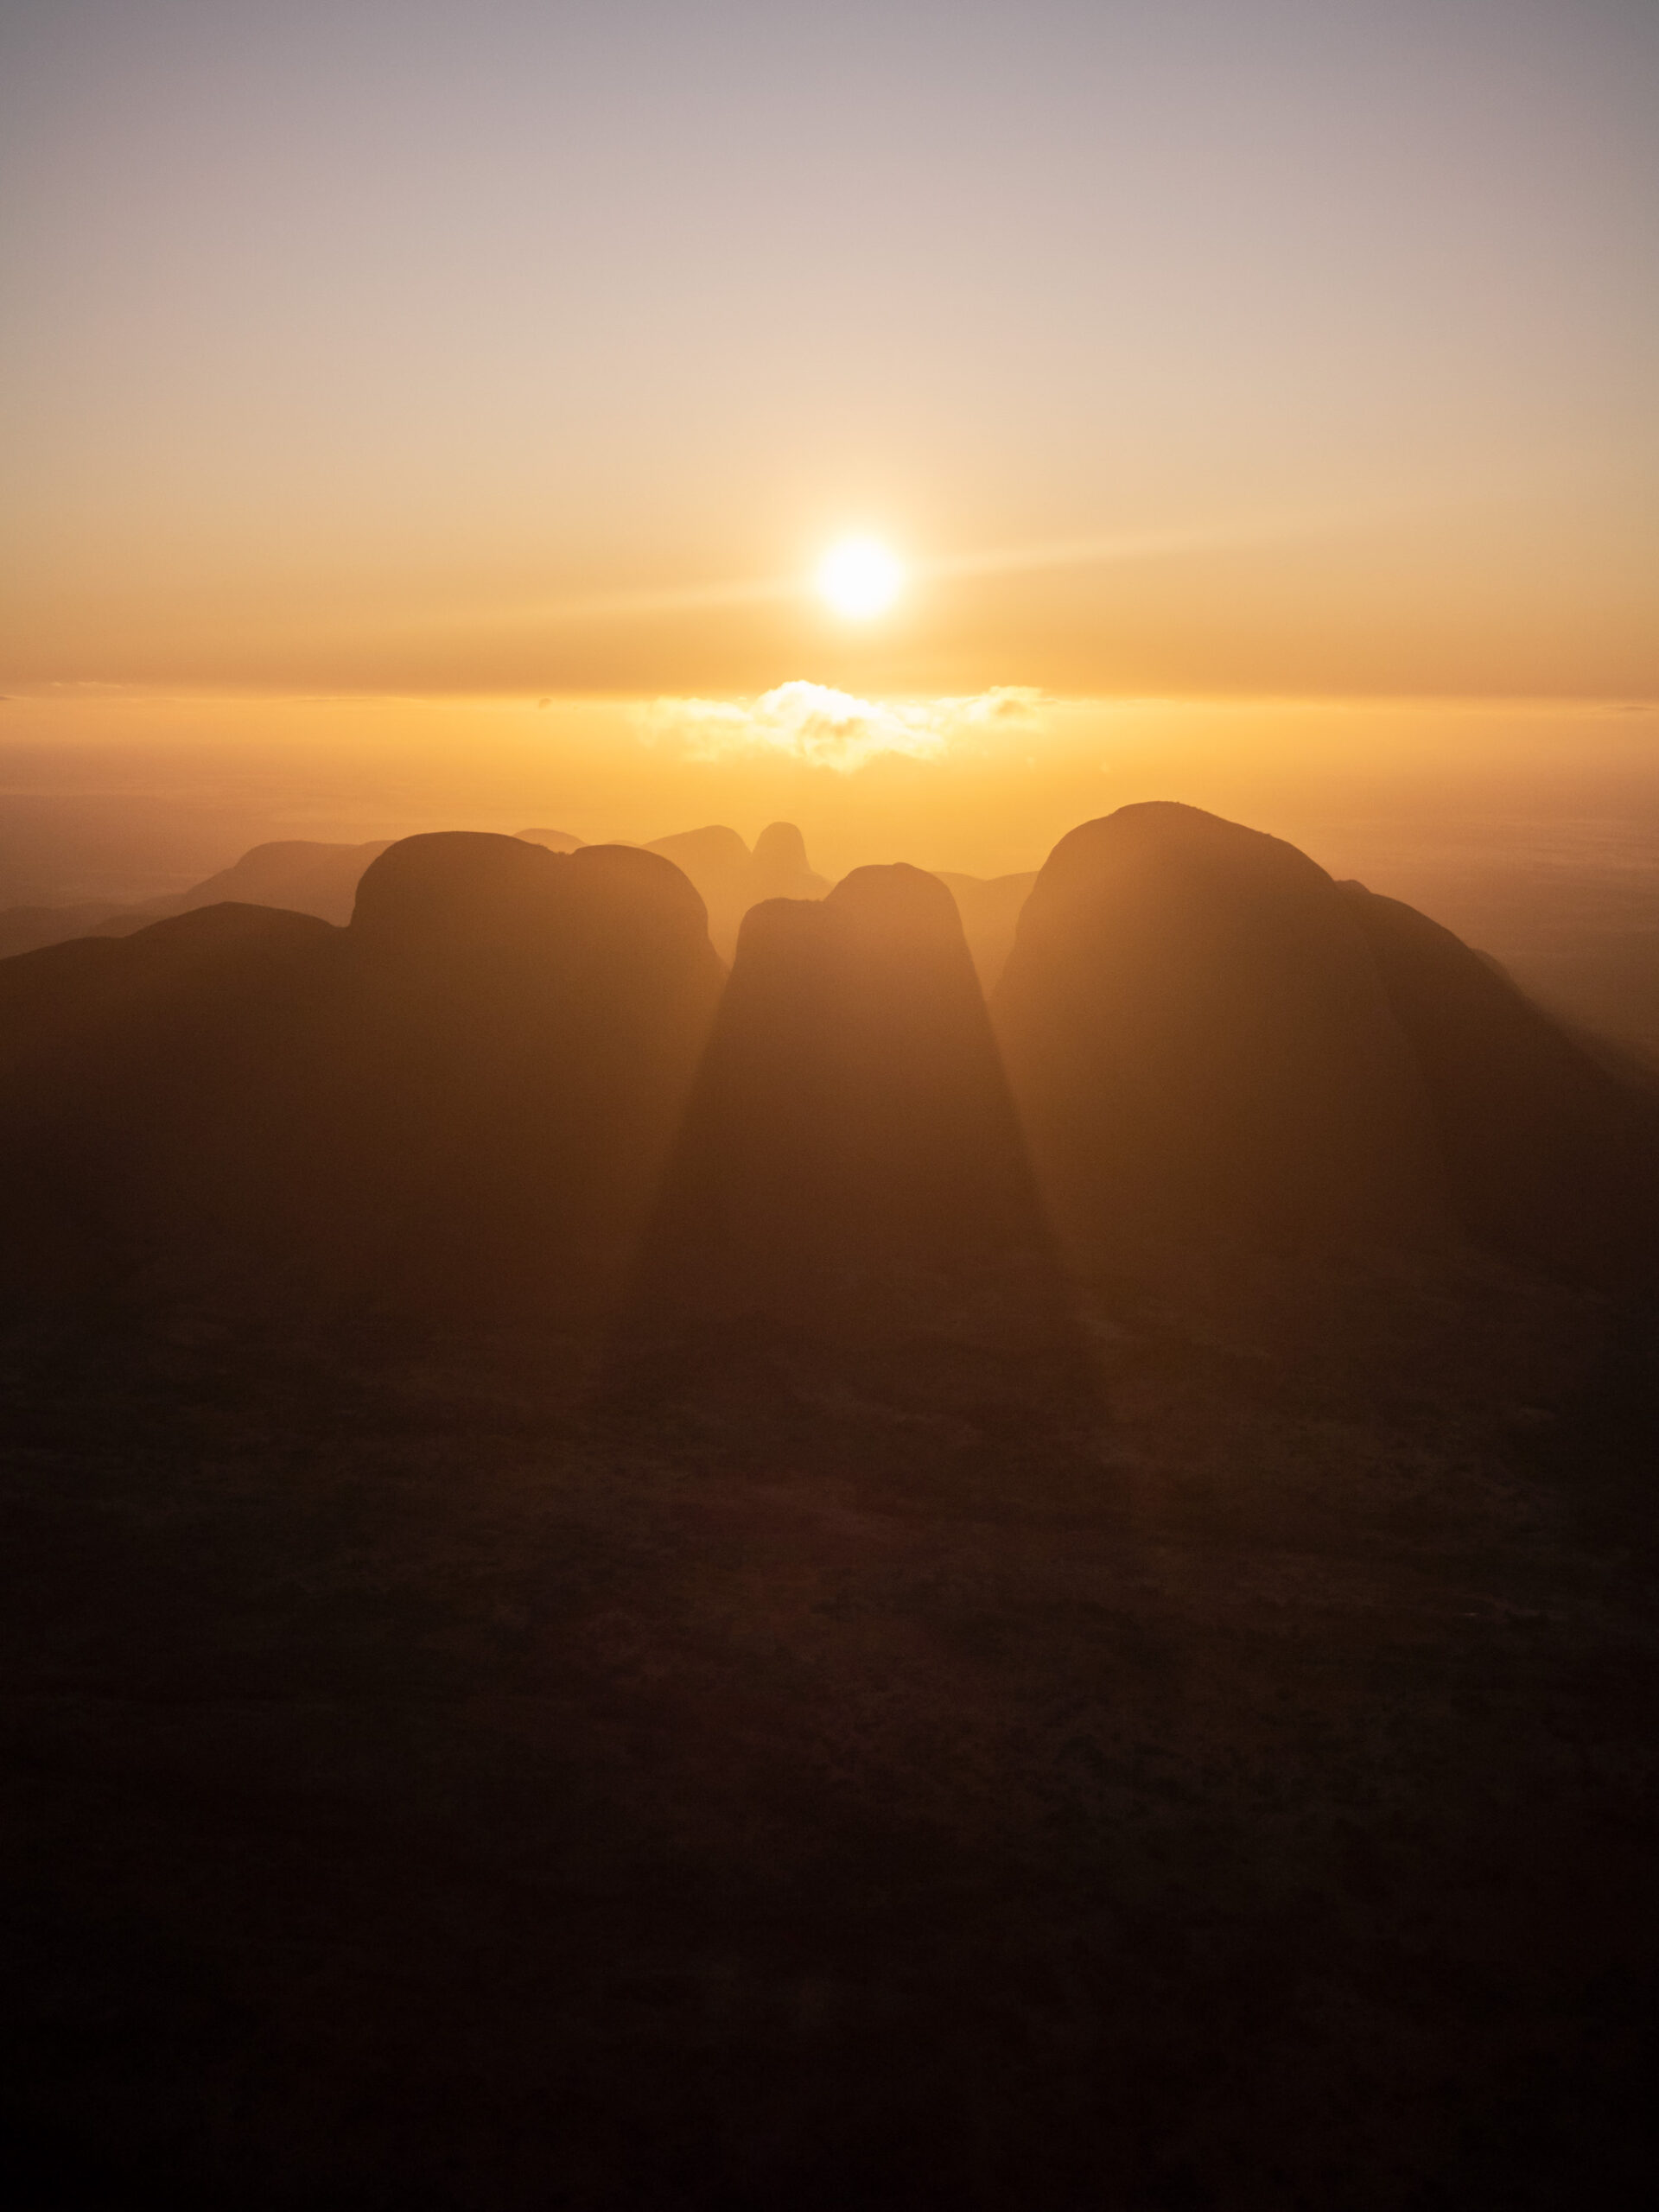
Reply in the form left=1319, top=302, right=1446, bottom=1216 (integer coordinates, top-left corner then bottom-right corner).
left=622, top=864, right=1090, bottom=1421
left=750, top=820, right=829, bottom=903
left=317, top=836, right=724, bottom=1308
left=991, top=804, right=1447, bottom=1273
left=0, top=837, right=724, bottom=1319
left=639, top=821, right=830, bottom=960
left=0, top=903, right=341, bottom=1299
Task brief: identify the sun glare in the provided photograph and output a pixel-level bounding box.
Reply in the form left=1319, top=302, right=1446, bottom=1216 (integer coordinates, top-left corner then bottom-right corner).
left=817, top=537, right=905, bottom=620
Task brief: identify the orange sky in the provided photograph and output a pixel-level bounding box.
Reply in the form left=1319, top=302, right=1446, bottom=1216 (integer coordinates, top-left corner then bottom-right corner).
left=4, top=688, right=1654, bottom=887
left=1, top=2, right=1655, bottom=855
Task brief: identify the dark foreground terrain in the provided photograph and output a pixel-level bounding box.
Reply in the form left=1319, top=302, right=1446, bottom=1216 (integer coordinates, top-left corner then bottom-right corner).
left=3, top=1267, right=1656, bottom=2210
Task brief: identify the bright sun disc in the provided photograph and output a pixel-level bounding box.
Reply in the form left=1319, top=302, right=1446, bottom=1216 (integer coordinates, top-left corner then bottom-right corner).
left=818, top=537, right=904, bottom=619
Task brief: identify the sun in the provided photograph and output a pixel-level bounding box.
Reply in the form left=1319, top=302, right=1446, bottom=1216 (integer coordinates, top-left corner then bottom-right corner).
left=817, top=537, right=905, bottom=620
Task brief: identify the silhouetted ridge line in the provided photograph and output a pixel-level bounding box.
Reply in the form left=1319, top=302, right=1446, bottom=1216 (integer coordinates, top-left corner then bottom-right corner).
left=0, top=817, right=825, bottom=964
left=0, top=838, right=391, bottom=957
left=641, top=820, right=830, bottom=959
left=1339, top=880, right=1659, bottom=1281
left=992, top=801, right=1659, bottom=1289
left=614, top=863, right=1095, bottom=1426
left=5, top=808, right=1655, bottom=1338
left=0, top=836, right=724, bottom=1319
left=639, top=864, right=1039, bottom=1281
left=750, top=820, right=811, bottom=879
left=992, top=803, right=1447, bottom=1274
left=0, top=903, right=344, bottom=1304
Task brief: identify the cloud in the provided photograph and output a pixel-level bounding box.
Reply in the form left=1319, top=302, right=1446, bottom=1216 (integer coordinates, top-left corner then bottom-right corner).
left=639, top=681, right=1044, bottom=772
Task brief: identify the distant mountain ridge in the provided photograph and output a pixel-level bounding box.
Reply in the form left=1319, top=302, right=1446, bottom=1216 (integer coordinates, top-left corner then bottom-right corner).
left=0, top=839, right=391, bottom=957
left=0, top=820, right=830, bottom=964
left=3, top=804, right=1656, bottom=1330
left=0, top=835, right=722, bottom=1317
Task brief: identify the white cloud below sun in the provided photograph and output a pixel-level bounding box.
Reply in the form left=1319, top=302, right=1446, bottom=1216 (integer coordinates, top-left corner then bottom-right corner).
left=641, top=681, right=1044, bottom=772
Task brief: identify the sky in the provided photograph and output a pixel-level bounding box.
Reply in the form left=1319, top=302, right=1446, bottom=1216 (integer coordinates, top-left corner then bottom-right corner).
left=2, top=0, right=1656, bottom=868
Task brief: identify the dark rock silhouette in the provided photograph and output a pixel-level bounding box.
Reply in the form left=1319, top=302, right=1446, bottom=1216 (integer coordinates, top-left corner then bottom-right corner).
left=125, top=837, right=392, bottom=929
left=0, top=904, right=342, bottom=1301
left=622, top=863, right=1090, bottom=1422
left=994, top=802, right=1659, bottom=1290
left=301, top=834, right=726, bottom=1313
left=643, top=826, right=756, bottom=960
left=1340, top=881, right=1659, bottom=1281
left=643, top=821, right=828, bottom=958
left=644, top=822, right=750, bottom=880
left=641, top=865, right=1036, bottom=1287
left=0, top=838, right=390, bottom=957
left=0, top=820, right=831, bottom=967
left=8, top=802, right=1656, bottom=1337
left=0, top=899, right=130, bottom=960
left=992, top=804, right=1448, bottom=1273
left=750, top=819, right=830, bottom=902
left=0, top=836, right=723, bottom=1319
left=749, top=819, right=808, bottom=878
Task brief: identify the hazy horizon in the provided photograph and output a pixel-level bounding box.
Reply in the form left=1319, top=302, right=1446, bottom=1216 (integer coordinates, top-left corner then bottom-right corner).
left=6, top=1, right=1653, bottom=917
left=5, top=690, right=1658, bottom=883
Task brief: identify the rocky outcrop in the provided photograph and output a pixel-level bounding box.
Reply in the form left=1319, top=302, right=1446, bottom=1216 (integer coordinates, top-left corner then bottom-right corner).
left=1340, top=881, right=1659, bottom=1282
left=7, top=805, right=1656, bottom=1338
left=643, top=822, right=829, bottom=959
left=0, top=836, right=724, bottom=1318
left=334, top=836, right=724, bottom=1309
left=0, top=904, right=342, bottom=1300
left=992, top=804, right=1448, bottom=1271
left=623, top=867, right=1065, bottom=1353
